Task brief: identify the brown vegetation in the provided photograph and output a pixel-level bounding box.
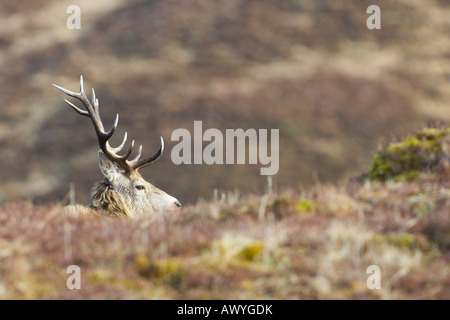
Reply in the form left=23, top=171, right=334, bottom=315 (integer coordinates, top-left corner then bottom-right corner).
left=0, top=169, right=448, bottom=299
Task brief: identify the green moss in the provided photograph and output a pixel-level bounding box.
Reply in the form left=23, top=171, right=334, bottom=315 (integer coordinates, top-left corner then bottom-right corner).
left=369, top=127, right=450, bottom=181
left=237, top=241, right=264, bottom=262
left=266, top=196, right=317, bottom=216
left=293, top=199, right=314, bottom=214
left=135, top=255, right=185, bottom=288
left=156, top=258, right=185, bottom=283
left=135, top=254, right=150, bottom=269
left=388, top=233, right=416, bottom=248
left=9, top=274, right=58, bottom=299
left=88, top=269, right=151, bottom=295
left=373, top=233, right=417, bottom=249
left=88, top=269, right=116, bottom=285
left=369, top=154, right=394, bottom=180
left=394, top=170, right=420, bottom=182
left=219, top=209, right=229, bottom=220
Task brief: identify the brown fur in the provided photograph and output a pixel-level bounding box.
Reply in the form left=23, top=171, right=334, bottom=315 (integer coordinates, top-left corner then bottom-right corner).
left=89, top=179, right=132, bottom=218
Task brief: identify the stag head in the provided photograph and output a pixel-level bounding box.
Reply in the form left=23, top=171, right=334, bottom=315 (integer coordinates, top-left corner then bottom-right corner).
left=53, top=76, right=181, bottom=217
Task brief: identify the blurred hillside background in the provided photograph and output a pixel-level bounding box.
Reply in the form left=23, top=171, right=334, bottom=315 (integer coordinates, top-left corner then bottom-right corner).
left=0, top=0, right=449, bottom=206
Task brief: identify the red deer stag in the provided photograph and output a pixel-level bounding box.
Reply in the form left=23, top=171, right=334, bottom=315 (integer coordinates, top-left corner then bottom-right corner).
left=53, top=76, right=181, bottom=218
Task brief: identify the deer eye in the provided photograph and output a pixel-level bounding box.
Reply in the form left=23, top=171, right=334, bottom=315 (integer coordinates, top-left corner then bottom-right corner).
left=135, top=185, right=145, bottom=191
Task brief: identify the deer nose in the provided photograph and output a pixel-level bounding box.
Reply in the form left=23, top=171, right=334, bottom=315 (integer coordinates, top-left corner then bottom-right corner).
left=174, top=201, right=182, bottom=208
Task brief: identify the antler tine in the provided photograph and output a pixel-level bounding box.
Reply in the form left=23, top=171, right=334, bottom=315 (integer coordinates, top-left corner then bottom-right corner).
left=79, top=74, right=84, bottom=93
left=52, top=83, right=81, bottom=99
left=123, top=140, right=135, bottom=160
left=102, top=113, right=119, bottom=141
left=130, top=145, right=143, bottom=163
left=128, top=137, right=164, bottom=172
left=53, top=76, right=137, bottom=173
left=63, top=99, right=90, bottom=117
left=92, top=88, right=98, bottom=112
left=54, top=76, right=163, bottom=174
left=53, top=76, right=95, bottom=114
left=107, top=131, right=127, bottom=154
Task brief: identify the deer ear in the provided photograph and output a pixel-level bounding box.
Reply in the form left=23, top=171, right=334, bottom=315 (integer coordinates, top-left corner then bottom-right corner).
left=98, top=151, right=122, bottom=180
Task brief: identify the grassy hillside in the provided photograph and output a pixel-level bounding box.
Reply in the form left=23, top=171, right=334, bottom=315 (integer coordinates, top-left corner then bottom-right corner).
left=0, top=127, right=449, bottom=299
left=0, top=0, right=449, bottom=205
left=0, top=167, right=448, bottom=299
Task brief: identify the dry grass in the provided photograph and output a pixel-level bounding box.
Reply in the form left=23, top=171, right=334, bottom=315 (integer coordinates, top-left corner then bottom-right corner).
left=0, top=173, right=448, bottom=299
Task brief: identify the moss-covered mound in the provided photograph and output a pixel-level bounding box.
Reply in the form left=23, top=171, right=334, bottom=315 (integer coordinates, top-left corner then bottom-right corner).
left=369, top=128, right=450, bottom=182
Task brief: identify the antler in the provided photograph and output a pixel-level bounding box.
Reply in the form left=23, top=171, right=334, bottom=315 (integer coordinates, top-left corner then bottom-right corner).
left=52, top=75, right=163, bottom=173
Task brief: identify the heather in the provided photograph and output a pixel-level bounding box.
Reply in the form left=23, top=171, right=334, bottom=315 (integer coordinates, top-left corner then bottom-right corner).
left=1, top=171, right=448, bottom=299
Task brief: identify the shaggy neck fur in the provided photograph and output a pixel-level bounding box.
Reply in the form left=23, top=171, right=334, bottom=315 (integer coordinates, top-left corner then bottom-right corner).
left=89, top=179, right=132, bottom=218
